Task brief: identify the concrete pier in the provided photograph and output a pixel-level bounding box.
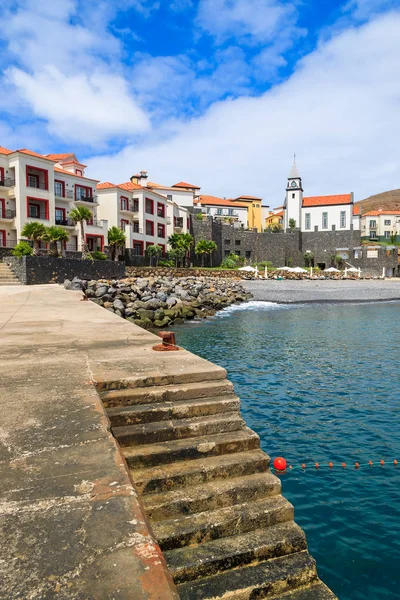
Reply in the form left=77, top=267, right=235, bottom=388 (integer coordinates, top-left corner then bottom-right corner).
left=0, top=284, right=336, bottom=599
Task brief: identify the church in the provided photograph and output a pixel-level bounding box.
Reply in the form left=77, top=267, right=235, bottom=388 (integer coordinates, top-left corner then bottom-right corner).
left=283, top=159, right=360, bottom=232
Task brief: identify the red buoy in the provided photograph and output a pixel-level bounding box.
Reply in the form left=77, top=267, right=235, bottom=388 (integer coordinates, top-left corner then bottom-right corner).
left=355, top=462, right=360, bottom=469
left=301, top=463, right=306, bottom=469
left=394, top=460, right=398, bottom=466
left=315, top=462, right=319, bottom=469
left=342, top=462, right=346, bottom=468
left=380, top=460, right=385, bottom=466
left=273, top=457, right=287, bottom=471
left=328, top=462, right=333, bottom=468
left=368, top=461, right=373, bottom=466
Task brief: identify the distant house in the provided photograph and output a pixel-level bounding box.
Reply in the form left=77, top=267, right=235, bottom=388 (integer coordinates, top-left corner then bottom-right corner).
left=194, top=196, right=249, bottom=228
left=360, top=209, right=400, bottom=242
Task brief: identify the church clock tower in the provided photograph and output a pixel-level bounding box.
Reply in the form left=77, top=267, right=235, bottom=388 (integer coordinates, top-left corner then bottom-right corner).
left=284, top=156, right=303, bottom=230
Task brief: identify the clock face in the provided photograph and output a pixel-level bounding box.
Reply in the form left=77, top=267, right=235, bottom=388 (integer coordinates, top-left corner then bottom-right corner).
left=291, top=181, right=297, bottom=188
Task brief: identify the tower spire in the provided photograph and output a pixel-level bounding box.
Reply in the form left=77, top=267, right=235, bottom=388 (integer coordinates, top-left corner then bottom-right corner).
left=289, top=154, right=300, bottom=179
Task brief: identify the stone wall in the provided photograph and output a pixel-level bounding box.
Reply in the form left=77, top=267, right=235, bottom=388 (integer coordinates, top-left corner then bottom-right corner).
left=6, top=256, right=126, bottom=285
left=352, top=246, right=399, bottom=277
left=301, top=229, right=362, bottom=268
left=125, top=266, right=241, bottom=279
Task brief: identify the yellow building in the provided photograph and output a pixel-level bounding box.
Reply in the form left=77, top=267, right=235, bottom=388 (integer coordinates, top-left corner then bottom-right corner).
left=265, top=208, right=284, bottom=230
left=231, top=195, right=263, bottom=232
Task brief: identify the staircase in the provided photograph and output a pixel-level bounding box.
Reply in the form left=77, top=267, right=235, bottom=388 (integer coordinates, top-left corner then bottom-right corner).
left=100, top=371, right=337, bottom=600
left=0, top=262, right=20, bottom=285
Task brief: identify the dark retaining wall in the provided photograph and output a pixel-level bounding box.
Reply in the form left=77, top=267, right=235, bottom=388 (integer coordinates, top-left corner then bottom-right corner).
left=125, top=266, right=241, bottom=279
left=6, top=257, right=125, bottom=285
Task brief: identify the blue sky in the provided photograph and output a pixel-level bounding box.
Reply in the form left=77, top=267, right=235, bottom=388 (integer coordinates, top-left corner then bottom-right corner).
left=0, top=0, right=400, bottom=203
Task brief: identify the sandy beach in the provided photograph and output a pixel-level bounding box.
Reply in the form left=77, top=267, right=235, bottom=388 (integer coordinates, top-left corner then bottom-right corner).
left=242, top=279, right=400, bottom=303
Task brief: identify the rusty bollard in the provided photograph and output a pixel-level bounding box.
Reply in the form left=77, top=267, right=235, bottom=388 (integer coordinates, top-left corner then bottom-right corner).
left=152, top=331, right=180, bottom=351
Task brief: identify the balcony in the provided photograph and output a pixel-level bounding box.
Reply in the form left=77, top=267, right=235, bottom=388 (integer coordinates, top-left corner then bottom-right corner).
left=0, top=177, right=15, bottom=188
left=55, top=218, right=75, bottom=227
left=75, top=195, right=98, bottom=205
left=120, top=205, right=139, bottom=218
left=0, top=209, right=16, bottom=220
left=0, top=239, right=17, bottom=248
left=87, top=220, right=105, bottom=228
left=55, top=189, right=74, bottom=199
left=27, top=179, right=47, bottom=190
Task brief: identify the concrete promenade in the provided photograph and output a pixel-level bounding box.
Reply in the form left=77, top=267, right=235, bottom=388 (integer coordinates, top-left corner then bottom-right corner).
left=243, top=279, right=400, bottom=304
left=0, top=284, right=223, bottom=599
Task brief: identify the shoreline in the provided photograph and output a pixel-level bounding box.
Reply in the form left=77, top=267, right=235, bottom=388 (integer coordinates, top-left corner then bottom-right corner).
left=242, top=279, right=400, bottom=304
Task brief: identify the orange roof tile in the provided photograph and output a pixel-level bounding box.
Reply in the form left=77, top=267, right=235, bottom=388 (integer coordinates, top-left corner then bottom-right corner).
left=0, top=146, right=13, bottom=155
left=119, top=181, right=144, bottom=191
left=46, top=153, right=74, bottom=161
left=198, top=195, right=248, bottom=208
left=54, top=166, right=99, bottom=181
left=362, top=209, right=400, bottom=216
left=172, top=181, right=201, bottom=189
left=302, top=194, right=352, bottom=207
left=16, top=149, right=56, bottom=161
left=97, top=182, right=117, bottom=189
left=275, top=211, right=284, bottom=217
left=353, top=205, right=360, bottom=215
left=234, top=195, right=262, bottom=200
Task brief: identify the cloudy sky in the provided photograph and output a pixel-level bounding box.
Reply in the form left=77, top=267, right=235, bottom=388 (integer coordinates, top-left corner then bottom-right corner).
left=0, top=0, right=399, bottom=205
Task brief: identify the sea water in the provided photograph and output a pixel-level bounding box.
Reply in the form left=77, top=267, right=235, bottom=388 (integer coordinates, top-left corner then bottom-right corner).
left=175, top=301, right=400, bottom=600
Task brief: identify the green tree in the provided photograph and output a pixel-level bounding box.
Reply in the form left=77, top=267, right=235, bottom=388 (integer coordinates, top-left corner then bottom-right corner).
left=289, top=218, right=296, bottom=230
left=304, top=251, right=315, bottom=268
left=168, top=232, right=194, bottom=267
left=108, top=226, right=126, bottom=261
left=69, top=206, right=93, bottom=259
left=195, top=239, right=217, bottom=267
left=42, top=226, right=70, bottom=256
left=146, top=244, right=163, bottom=266
left=21, top=221, right=47, bottom=255
left=11, top=241, right=33, bottom=257
left=169, top=247, right=186, bottom=267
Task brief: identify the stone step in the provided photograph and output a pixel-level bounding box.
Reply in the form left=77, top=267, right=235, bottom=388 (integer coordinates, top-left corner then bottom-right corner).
left=0, top=281, right=20, bottom=286
left=113, top=413, right=246, bottom=447
left=107, top=395, right=241, bottom=427
left=143, top=471, right=281, bottom=522
left=123, top=427, right=260, bottom=469
left=131, top=449, right=269, bottom=495
left=270, top=582, right=338, bottom=599
left=0, top=275, right=18, bottom=280
left=96, top=364, right=227, bottom=392
left=101, top=379, right=234, bottom=408
left=152, top=495, right=293, bottom=551
left=176, top=551, right=318, bottom=600
left=165, top=522, right=307, bottom=584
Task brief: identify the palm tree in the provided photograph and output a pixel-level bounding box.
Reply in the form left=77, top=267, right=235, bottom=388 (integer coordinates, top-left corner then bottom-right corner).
left=69, top=206, right=92, bottom=259
left=195, top=239, right=209, bottom=267
left=43, top=226, right=70, bottom=256
left=146, top=244, right=163, bottom=266
left=21, top=221, right=47, bottom=255
left=108, top=226, right=127, bottom=261
left=168, top=232, right=193, bottom=267
left=205, top=240, right=217, bottom=267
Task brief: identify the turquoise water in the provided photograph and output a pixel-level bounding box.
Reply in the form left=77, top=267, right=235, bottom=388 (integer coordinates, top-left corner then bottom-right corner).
left=174, top=301, right=400, bottom=600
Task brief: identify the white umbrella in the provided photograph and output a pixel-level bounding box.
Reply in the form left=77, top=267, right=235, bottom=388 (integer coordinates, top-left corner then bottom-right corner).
left=324, top=267, right=340, bottom=273
left=276, top=266, right=292, bottom=271
left=347, top=267, right=359, bottom=273
left=291, top=266, right=308, bottom=273
left=238, top=266, right=257, bottom=272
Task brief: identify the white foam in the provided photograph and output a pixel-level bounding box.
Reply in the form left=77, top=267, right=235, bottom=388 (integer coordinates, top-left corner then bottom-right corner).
left=217, top=301, right=286, bottom=316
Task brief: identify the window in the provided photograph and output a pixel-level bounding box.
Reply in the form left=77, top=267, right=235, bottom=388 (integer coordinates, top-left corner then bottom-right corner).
left=369, top=220, right=376, bottom=228
left=235, top=240, right=241, bottom=245
left=384, top=231, right=390, bottom=238
left=145, top=198, right=154, bottom=214
left=55, top=208, right=65, bottom=224
left=120, top=196, right=129, bottom=210
left=167, top=194, right=172, bottom=202
left=145, top=220, right=154, bottom=236
left=76, top=169, right=83, bottom=176
left=252, top=204, right=255, bottom=207
left=384, top=219, right=391, bottom=226
left=216, top=208, right=222, bottom=215
left=224, top=250, right=230, bottom=257
left=322, top=212, right=328, bottom=229
left=75, top=185, right=92, bottom=200
left=340, top=211, right=346, bottom=228
left=133, top=241, right=144, bottom=256
left=224, top=239, right=231, bottom=245
left=157, top=223, right=165, bottom=238
left=54, top=180, right=64, bottom=197
left=157, top=202, right=165, bottom=218
left=133, top=198, right=139, bottom=212
left=28, top=174, right=39, bottom=188
left=228, top=209, right=234, bottom=216
left=305, top=213, right=311, bottom=230
left=28, top=204, right=39, bottom=218
left=236, top=250, right=241, bottom=256
left=245, top=251, right=251, bottom=259
left=354, top=249, right=361, bottom=259
left=120, top=219, right=129, bottom=230
left=367, top=249, right=378, bottom=258
left=176, top=217, right=183, bottom=227
left=292, top=193, right=295, bottom=198
left=256, top=204, right=260, bottom=208
left=133, top=222, right=140, bottom=233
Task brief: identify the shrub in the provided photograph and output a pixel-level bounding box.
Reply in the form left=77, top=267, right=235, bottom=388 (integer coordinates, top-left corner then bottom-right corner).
left=91, top=251, right=107, bottom=260
left=220, top=252, right=244, bottom=269
left=159, top=259, right=175, bottom=267
left=11, top=241, right=33, bottom=257
left=195, top=212, right=204, bottom=220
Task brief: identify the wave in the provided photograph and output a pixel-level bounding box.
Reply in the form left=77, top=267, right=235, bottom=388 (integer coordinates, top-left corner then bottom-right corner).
left=217, top=300, right=289, bottom=316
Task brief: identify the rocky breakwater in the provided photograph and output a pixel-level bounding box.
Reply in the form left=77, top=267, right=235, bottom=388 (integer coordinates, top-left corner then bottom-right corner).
left=83, top=276, right=252, bottom=329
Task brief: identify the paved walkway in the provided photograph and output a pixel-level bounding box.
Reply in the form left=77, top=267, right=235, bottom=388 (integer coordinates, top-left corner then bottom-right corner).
left=243, top=279, right=400, bottom=303
left=0, top=284, right=221, bottom=599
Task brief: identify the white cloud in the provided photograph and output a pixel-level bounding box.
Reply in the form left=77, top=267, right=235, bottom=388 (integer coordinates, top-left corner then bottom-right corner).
left=86, top=12, right=400, bottom=203
left=0, top=0, right=149, bottom=146
left=196, top=0, right=301, bottom=45
left=344, top=0, right=398, bottom=19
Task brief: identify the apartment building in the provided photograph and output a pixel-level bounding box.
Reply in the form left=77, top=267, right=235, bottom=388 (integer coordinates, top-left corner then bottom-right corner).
left=194, top=195, right=249, bottom=228
left=361, top=209, right=400, bottom=242
left=96, top=176, right=190, bottom=257
left=0, top=148, right=106, bottom=252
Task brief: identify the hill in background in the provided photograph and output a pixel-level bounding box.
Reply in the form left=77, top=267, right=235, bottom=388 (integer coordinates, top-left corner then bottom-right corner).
left=355, top=189, right=400, bottom=214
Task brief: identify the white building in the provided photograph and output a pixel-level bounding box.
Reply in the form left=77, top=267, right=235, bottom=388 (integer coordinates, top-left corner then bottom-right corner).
left=0, top=148, right=106, bottom=252
left=194, top=195, right=249, bottom=228
left=283, top=159, right=359, bottom=232
left=96, top=175, right=190, bottom=257
left=361, top=209, right=400, bottom=241
left=145, top=178, right=200, bottom=208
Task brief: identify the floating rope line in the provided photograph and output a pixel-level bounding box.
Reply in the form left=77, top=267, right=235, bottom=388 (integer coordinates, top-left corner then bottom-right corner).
left=273, top=457, right=399, bottom=472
